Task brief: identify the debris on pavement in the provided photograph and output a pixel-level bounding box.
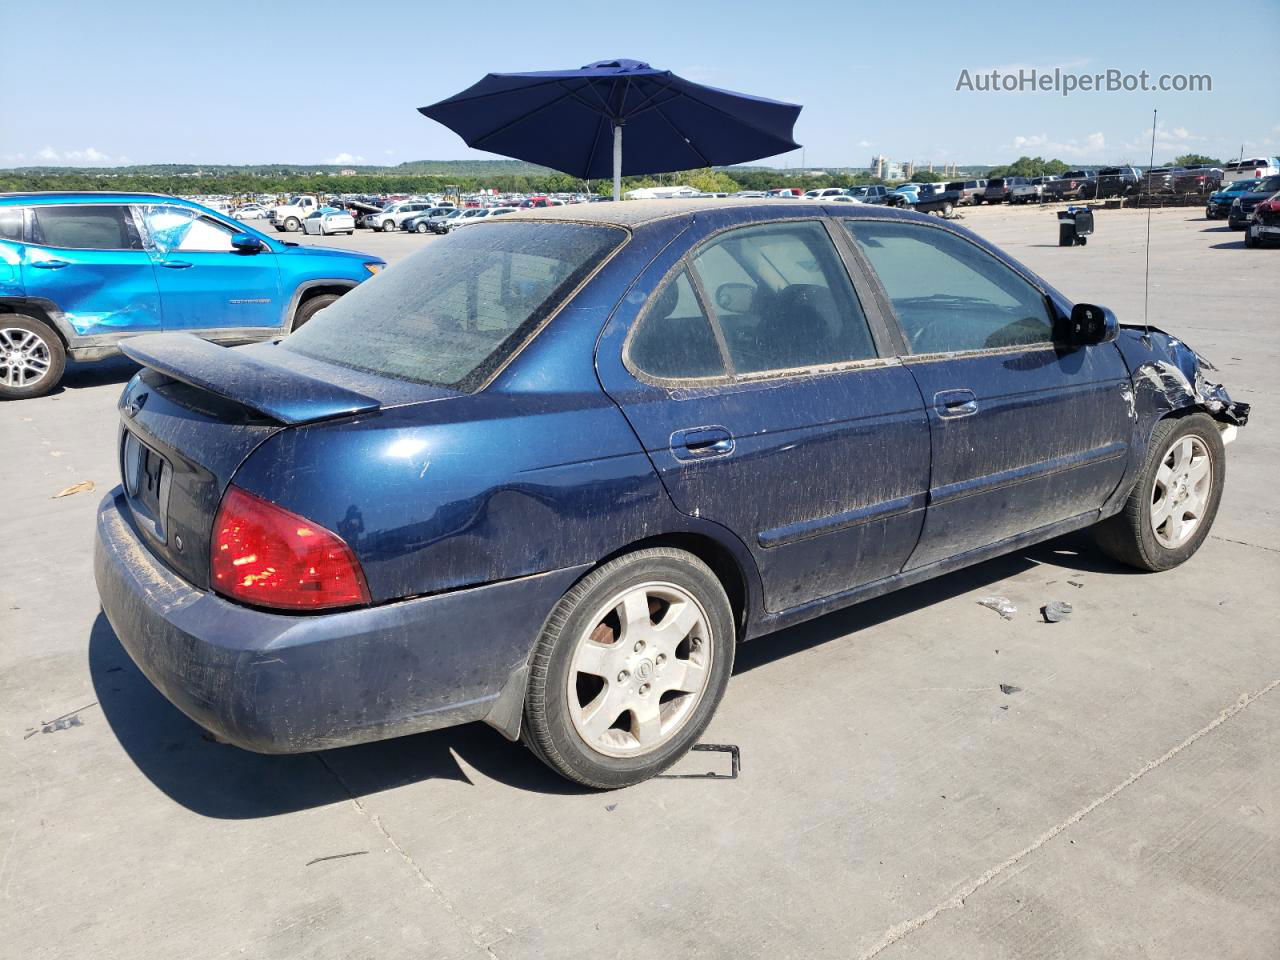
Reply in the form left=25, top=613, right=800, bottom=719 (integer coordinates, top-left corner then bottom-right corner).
left=52, top=480, right=95, bottom=498
left=22, top=701, right=98, bottom=739
left=999, top=684, right=1022, bottom=695
left=1068, top=580, right=1085, bottom=588
left=1042, top=601, right=1074, bottom=623
left=305, top=851, right=369, bottom=867
left=978, top=596, right=1017, bottom=620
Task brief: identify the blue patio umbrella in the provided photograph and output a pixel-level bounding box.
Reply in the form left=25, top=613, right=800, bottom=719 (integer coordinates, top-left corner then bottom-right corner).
left=418, top=59, right=802, bottom=200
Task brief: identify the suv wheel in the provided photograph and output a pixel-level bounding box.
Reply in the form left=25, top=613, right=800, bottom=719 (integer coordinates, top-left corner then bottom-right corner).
left=382, top=219, right=396, bottom=232
left=291, top=293, right=341, bottom=332
left=522, top=547, right=736, bottom=789
left=1093, top=413, right=1225, bottom=571
left=0, top=315, right=65, bottom=400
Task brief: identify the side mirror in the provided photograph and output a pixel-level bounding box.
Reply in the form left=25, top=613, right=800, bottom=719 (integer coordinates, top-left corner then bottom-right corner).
left=231, top=233, right=265, bottom=254
left=1058, top=302, right=1117, bottom=346
left=714, top=282, right=754, bottom=314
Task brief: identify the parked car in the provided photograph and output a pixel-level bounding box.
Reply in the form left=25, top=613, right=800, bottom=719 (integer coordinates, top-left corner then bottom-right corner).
left=445, top=206, right=518, bottom=231
left=803, top=188, right=848, bottom=200
left=233, top=204, right=269, bottom=221
left=1228, top=174, right=1280, bottom=229
left=1172, top=165, right=1223, bottom=194
left=1245, top=191, right=1280, bottom=247
left=1042, top=171, right=1096, bottom=201
left=401, top=206, right=458, bottom=233
left=1095, top=166, right=1142, bottom=198
left=912, top=184, right=962, bottom=215
left=267, top=195, right=321, bottom=232
left=363, top=201, right=437, bottom=233
left=426, top=208, right=467, bottom=233
left=0, top=192, right=385, bottom=399
left=1206, top=179, right=1260, bottom=220
left=1010, top=177, right=1049, bottom=204
left=1222, top=156, right=1280, bottom=183
left=1141, top=167, right=1178, bottom=194
left=945, top=180, right=986, bottom=205
left=983, top=176, right=1031, bottom=203
left=93, top=201, right=1248, bottom=788
left=301, top=207, right=357, bottom=236
left=846, top=185, right=894, bottom=205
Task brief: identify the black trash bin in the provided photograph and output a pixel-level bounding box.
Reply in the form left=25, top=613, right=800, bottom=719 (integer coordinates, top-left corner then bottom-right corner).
left=1057, top=205, right=1094, bottom=246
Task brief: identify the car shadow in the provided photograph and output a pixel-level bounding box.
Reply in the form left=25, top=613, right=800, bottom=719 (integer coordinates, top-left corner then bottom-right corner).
left=90, top=531, right=1137, bottom=817
left=1208, top=240, right=1249, bottom=250
left=45, top=357, right=140, bottom=397
left=1200, top=225, right=1235, bottom=233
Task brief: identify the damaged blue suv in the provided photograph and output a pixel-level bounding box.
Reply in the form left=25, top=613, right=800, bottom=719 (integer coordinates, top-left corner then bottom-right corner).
left=94, top=202, right=1249, bottom=788
left=0, top=192, right=384, bottom=399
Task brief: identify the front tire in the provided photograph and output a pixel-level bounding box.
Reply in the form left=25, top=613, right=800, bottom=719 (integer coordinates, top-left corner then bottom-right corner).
left=382, top=219, right=396, bottom=232
left=290, top=293, right=341, bottom=332
left=284, top=217, right=300, bottom=232
left=523, top=547, right=736, bottom=789
left=415, top=221, right=429, bottom=234
left=1093, top=414, right=1225, bottom=571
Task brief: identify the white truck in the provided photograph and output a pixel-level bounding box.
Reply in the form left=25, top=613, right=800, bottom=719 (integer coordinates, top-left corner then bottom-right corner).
left=268, top=195, right=320, bottom=232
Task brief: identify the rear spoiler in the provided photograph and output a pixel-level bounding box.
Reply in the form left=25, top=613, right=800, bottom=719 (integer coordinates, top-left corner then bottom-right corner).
left=120, top=333, right=380, bottom=425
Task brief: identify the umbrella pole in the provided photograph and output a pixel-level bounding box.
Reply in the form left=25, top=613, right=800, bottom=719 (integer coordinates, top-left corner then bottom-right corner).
left=612, top=124, right=622, bottom=201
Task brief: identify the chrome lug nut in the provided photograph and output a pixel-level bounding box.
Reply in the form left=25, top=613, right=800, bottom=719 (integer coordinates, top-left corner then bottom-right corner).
left=638, top=683, right=651, bottom=695
left=617, top=670, right=629, bottom=682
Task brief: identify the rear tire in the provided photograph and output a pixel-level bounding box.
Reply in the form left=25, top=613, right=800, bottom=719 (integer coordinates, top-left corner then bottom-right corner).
left=290, top=293, right=341, bottom=332
left=522, top=547, right=735, bottom=789
left=0, top=314, right=65, bottom=400
left=1093, top=414, right=1225, bottom=571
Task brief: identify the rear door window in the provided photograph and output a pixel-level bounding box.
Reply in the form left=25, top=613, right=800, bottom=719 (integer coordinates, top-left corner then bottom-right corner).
left=690, top=221, right=878, bottom=375
left=627, top=269, right=727, bottom=380
left=843, top=220, right=1051, bottom=354
left=0, top=207, right=22, bottom=242
left=29, top=205, right=143, bottom=250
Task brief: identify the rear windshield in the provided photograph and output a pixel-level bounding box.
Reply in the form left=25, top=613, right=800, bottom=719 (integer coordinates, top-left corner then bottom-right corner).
left=283, top=221, right=626, bottom=391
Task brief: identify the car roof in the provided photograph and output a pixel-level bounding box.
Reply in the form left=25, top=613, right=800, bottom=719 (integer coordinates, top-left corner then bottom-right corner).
left=492, top=198, right=933, bottom=228
left=0, top=191, right=180, bottom=206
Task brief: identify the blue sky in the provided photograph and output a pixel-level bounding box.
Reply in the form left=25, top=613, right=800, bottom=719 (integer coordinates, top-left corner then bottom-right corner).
left=5, top=0, right=1277, bottom=169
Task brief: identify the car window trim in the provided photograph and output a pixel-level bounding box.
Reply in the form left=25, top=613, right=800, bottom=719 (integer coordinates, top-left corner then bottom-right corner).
left=622, top=216, right=896, bottom=390
left=25, top=202, right=147, bottom=252
left=837, top=214, right=1058, bottom=358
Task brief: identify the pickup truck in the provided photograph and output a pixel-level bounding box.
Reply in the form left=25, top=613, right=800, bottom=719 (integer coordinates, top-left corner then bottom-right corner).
left=268, top=195, right=320, bottom=232
left=913, top=184, right=962, bottom=216
left=1043, top=171, right=1096, bottom=201
left=1095, top=166, right=1142, bottom=199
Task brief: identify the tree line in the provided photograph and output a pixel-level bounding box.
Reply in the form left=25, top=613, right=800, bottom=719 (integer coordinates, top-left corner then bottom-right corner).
left=0, top=154, right=1225, bottom=198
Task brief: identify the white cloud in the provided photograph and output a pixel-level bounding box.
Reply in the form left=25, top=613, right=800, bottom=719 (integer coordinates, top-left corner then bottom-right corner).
left=30, top=145, right=116, bottom=164
left=858, top=139, right=873, bottom=148
left=1009, top=131, right=1106, bottom=159
left=384, top=149, right=394, bottom=156
left=327, top=152, right=365, bottom=164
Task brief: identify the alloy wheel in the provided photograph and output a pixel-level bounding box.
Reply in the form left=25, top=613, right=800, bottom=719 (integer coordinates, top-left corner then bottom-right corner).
left=1150, top=435, right=1212, bottom=548
left=567, top=581, right=714, bottom=758
left=0, top=327, right=52, bottom=389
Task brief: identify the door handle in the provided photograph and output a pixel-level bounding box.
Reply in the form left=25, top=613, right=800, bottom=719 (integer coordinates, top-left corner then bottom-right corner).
left=31, top=259, right=69, bottom=270
left=935, top=388, right=978, bottom=418
left=671, top=426, right=735, bottom=460
left=159, top=260, right=194, bottom=269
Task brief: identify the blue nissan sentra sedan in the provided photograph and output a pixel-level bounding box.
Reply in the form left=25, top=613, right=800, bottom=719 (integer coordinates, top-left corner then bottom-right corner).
left=94, top=200, right=1249, bottom=788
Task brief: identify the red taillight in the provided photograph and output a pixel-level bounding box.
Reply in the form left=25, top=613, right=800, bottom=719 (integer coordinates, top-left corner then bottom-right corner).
left=211, top=485, right=370, bottom=611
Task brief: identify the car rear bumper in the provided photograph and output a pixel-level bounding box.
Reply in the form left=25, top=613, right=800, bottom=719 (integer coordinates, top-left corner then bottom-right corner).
left=94, top=488, right=589, bottom=753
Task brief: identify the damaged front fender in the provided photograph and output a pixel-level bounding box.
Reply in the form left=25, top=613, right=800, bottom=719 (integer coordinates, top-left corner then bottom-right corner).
left=1115, top=325, right=1250, bottom=430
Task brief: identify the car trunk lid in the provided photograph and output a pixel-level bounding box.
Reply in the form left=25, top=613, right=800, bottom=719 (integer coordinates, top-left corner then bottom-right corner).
left=115, top=334, right=458, bottom=591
